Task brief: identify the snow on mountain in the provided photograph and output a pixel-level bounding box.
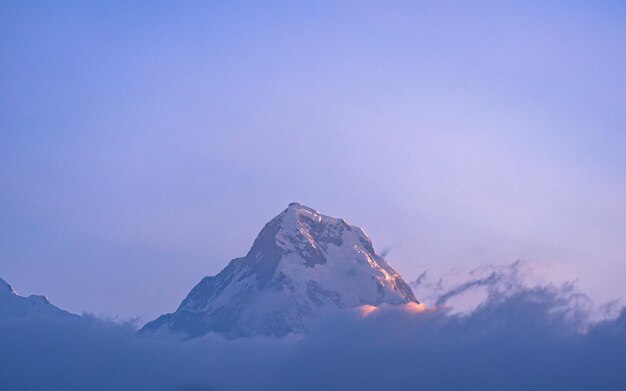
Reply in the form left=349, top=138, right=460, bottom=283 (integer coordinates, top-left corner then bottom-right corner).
left=142, top=203, right=418, bottom=338
left=0, top=277, right=77, bottom=320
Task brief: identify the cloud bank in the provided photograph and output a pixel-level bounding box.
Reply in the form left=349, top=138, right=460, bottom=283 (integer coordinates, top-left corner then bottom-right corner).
left=1, top=269, right=624, bottom=391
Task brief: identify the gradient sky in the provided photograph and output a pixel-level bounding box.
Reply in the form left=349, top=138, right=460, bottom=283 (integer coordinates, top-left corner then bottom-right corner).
left=1, top=1, right=625, bottom=321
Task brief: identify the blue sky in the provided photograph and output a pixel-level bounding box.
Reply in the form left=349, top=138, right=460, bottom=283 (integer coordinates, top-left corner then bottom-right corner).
left=1, top=1, right=625, bottom=321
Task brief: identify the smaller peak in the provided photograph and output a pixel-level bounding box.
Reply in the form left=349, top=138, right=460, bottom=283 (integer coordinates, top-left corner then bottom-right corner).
left=288, top=202, right=301, bottom=207
left=28, top=294, right=51, bottom=304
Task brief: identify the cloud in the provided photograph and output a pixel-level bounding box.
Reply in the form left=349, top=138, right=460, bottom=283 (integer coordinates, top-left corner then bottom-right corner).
left=1, top=268, right=625, bottom=390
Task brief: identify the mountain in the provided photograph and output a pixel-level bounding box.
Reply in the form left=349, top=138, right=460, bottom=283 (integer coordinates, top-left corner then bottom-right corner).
left=142, top=203, right=418, bottom=338
left=0, top=277, right=77, bottom=320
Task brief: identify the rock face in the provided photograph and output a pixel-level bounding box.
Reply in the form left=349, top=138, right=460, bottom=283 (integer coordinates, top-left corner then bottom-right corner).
left=0, top=277, right=77, bottom=320
left=142, top=203, right=418, bottom=338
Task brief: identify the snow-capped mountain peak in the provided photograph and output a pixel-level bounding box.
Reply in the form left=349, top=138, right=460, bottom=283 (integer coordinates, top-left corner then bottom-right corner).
left=142, top=203, right=418, bottom=338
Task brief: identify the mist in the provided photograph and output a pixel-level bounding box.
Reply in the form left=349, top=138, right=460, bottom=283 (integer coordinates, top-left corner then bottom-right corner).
left=2, top=267, right=624, bottom=391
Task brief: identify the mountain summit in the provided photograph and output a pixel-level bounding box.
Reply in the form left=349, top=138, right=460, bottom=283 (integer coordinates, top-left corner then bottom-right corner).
left=142, top=203, right=418, bottom=338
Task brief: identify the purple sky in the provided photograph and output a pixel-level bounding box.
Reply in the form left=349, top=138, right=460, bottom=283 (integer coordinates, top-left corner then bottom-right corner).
left=1, top=1, right=625, bottom=321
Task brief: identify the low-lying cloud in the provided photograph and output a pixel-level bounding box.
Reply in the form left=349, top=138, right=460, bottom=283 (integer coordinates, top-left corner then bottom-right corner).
left=1, top=267, right=625, bottom=391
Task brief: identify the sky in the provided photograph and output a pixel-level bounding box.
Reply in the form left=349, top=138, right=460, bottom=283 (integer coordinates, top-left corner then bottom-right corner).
left=1, top=1, right=625, bottom=322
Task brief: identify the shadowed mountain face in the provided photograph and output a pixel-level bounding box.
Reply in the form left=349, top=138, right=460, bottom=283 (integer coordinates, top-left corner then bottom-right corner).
left=142, top=203, right=418, bottom=338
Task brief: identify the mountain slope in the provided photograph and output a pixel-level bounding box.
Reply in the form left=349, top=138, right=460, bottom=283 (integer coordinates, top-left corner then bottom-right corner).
left=0, top=277, right=77, bottom=320
left=142, top=203, right=417, bottom=338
